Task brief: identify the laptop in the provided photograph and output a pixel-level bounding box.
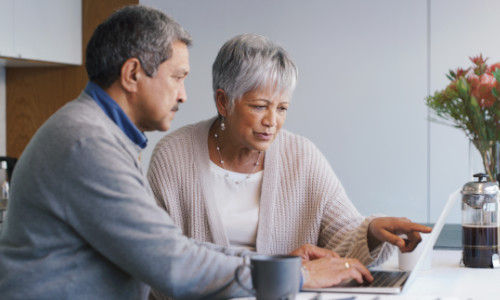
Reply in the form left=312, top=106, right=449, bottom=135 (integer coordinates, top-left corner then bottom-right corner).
left=303, top=190, right=460, bottom=294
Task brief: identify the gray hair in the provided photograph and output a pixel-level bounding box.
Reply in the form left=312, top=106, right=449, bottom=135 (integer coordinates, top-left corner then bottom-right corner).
left=212, top=34, right=298, bottom=108
left=86, top=5, right=192, bottom=88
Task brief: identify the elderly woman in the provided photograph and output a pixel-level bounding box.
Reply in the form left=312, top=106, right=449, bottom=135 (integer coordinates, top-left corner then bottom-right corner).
left=148, top=34, right=430, bottom=271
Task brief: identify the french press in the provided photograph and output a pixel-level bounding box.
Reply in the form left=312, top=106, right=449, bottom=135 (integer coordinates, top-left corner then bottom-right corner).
left=461, top=173, right=500, bottom=268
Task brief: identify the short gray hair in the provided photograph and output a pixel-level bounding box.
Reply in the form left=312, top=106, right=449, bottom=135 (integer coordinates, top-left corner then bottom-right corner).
left=86, top=5, right=192, bottom=88
left=212, top=34, right=298, bottom=107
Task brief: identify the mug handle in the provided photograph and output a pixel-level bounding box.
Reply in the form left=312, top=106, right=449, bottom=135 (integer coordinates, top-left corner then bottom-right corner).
left=234, top=263, right=255, bottom=295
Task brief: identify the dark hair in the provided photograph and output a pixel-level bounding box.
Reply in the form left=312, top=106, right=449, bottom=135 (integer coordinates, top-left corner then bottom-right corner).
left=85, top=5, right=192, bottom=88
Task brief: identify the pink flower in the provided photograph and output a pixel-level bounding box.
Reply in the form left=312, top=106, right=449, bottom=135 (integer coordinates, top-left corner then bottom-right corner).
left=455, top=67, right=469, bottom=78
left=470, top=54, right=489, bottom=75
left=467, top=72, right=480, bottom=88
left=470, top=73, right=498, bottom=108
left=470, top=54, right=487, bottom=66
left=488, top=62, right=500, bottom=74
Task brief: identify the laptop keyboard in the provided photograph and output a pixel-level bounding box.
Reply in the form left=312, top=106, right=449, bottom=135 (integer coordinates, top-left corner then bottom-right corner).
left=363, top=271, right=409, bottom=287
left=342, top=270, right=409, bottom=287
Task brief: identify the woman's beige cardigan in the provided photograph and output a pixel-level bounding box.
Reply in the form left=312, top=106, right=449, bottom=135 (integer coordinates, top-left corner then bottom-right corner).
left=148, top=118, right=393, bottom=266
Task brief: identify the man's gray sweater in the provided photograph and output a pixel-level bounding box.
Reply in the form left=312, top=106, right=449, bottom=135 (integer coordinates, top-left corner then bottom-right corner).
left=0, top=92, right=251, bottom=299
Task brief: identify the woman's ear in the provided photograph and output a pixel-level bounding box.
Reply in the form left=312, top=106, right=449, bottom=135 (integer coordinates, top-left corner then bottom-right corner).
left=215, top=89, right=230, bottom=117
left=120, top=58, right=142, bottom=93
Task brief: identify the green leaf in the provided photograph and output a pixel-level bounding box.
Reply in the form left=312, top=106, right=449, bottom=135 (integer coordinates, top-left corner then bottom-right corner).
left=471, top=96, right=479, bottom=108
left=456, top=77, right=470, bottom=98
left=493, top=87, right=500, bottom=98
left=494, top=69, right=500, bottom=82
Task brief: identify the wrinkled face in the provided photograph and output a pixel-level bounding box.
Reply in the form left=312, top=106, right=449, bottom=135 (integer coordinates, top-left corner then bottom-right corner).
left=224, top=88, right=289, bottom=151
left=135, top=41, right=190, bottom=132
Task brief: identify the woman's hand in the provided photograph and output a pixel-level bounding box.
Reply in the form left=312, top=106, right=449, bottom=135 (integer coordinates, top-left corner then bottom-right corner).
left=368, top=217, right=432, bottom=253
left=290, top=244, right=372, bottom=288
left=289, top=243, right=339, bottom=261
left=301, top=257, right=373, bottom=288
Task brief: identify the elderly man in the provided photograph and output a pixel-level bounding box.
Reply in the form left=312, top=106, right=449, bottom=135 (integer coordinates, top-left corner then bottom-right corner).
left=0, top=5, right=374, bottom=300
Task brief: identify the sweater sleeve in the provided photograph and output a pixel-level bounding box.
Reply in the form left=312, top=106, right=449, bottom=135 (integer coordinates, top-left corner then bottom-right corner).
left=61, top=136, right=252, bottom=299
left=147, top=138, right=178, bottom=217
left=308, top=142, right=394, bottom=266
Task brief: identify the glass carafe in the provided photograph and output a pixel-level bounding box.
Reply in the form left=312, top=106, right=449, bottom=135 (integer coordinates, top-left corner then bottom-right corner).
left=461, top=173, right=500, bottom=268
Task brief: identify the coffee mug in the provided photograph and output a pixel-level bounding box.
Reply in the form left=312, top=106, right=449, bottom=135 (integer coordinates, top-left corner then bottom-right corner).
left=234, top=255, right=301, bottom=300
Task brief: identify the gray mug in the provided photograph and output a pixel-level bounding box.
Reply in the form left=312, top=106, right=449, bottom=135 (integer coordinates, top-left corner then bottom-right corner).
left=235, top=255, right=302, bottom=300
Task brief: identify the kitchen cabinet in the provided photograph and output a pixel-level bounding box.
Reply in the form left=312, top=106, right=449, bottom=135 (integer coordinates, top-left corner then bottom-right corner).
left=0, top=0, right=81, bottom=66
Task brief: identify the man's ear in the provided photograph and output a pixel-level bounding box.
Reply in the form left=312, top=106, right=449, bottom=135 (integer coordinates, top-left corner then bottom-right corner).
left=120, top=58, right=142, bottom=93
left=215, top=89, right=230, bottom=117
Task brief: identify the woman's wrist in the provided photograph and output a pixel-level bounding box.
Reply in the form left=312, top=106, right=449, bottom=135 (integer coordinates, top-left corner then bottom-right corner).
left=367, top=221, right=383, bottom=251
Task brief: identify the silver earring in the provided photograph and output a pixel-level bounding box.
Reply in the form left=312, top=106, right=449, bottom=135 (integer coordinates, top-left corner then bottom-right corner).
left=220, top=117, right=226, bottom=131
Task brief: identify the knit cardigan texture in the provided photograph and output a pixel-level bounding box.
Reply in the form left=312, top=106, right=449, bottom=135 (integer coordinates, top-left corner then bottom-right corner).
left=148, top=118, right=393, bottom=266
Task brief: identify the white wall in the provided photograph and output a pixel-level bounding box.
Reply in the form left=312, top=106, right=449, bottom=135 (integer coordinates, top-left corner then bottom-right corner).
left=141, top=0, right=430, bottom=221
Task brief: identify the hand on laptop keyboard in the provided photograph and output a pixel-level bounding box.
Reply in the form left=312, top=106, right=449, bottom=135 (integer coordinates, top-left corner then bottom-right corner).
left=301, top=257, right=374, bottom=289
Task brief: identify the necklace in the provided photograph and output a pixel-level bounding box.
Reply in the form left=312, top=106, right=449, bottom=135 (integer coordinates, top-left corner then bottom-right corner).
left=213, top=127, right=263, bottom=184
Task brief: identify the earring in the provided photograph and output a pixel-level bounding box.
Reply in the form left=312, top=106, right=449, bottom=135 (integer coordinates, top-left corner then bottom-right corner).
left=220, top=117, right=226, bottom=131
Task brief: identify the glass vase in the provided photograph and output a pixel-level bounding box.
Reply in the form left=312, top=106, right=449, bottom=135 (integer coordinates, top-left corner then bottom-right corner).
left=469, top=139, right=500, bottom=182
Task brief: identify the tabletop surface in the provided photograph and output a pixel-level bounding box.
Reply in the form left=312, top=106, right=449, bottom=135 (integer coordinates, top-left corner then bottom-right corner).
left=235, top=249, right=500, bottom=300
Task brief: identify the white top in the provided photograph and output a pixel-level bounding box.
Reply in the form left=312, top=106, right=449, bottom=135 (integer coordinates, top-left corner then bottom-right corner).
left=209, top=160, right=263, bottom=251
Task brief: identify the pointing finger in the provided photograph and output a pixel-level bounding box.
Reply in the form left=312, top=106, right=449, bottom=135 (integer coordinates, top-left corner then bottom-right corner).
left=397, top=222, right=432, bottom=234
left=379, top=229, right=406, bottom=249
left=402, top=231, right=422, bottom=252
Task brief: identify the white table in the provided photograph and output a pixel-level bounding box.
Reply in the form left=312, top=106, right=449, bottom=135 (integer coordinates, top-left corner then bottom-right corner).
left=236, top=250, right=500, bottom=300
left=395, top=249, right=499, bottom=300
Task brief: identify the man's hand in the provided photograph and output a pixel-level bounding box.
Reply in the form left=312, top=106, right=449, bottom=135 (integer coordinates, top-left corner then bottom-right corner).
left=301, top=257, right=373, bottom=288
left=368, top=217, right=432, bottom=253
left=289, top=244, right=339, bottom=261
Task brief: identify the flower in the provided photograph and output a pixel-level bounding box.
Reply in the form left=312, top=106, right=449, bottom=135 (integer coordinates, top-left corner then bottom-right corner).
left=488, top=62, right=500, bottom=73
left=470, top=54, right=488, bottom=74
left=455, top=67, right=469, bottom=78
left=470, top=73, right=497, bottom=108
left=426, top=54, right=500, bottom=181
left=470, top=54, right=487, bottom=66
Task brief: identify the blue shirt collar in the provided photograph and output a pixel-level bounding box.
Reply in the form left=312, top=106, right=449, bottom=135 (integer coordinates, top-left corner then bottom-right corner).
left=84, top=81, right=147, bottom=149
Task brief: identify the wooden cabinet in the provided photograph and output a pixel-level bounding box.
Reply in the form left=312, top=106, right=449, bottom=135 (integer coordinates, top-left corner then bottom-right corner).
left=0, top=0, right=81, bottom=66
